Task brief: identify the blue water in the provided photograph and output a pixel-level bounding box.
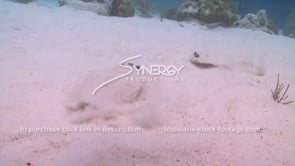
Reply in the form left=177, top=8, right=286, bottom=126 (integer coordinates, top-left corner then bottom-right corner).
left=32, top=0, right=295, bottom=31
left=151, top=0, right=295, bottom=29
left=238, top=0, right=295, bottom=29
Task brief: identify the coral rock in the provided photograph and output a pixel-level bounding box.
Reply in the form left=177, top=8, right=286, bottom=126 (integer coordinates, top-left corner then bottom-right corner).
left=81, top=0, right=105, bottom=2
left=285, top=9, right=295, bottom=37
left=160, top=7, right=178, bottom=20
left=10, top=0, right=33, bottom=3
left=133, top=0, right=153, bottom=18
left=175, top=0, right=199, bottom=21
left=175, top=0, right=238, bottom=26
left=111, top=0, right=135, bottom=17
left=58, top=0, right=110, bottom=16
left=234, top=9, right=277, bottom=34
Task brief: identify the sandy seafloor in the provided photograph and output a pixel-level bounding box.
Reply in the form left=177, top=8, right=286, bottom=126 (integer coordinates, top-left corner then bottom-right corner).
left=0, top=0, right=295, bottom=165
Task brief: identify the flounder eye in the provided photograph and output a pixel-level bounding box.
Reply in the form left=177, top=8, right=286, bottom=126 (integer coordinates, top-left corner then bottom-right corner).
left=194, top=52, right=199, bottom=58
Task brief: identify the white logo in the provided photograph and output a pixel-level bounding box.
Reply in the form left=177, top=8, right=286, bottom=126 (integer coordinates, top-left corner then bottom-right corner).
left=92, top=55, right=184, bottom=96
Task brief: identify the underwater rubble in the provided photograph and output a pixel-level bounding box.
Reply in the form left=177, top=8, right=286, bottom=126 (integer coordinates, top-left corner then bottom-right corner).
left=57, top=0, right=136, bottom=17
left=175, top=0, right=238, bottom=26
left=8, top=0, right=295, bottom=37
